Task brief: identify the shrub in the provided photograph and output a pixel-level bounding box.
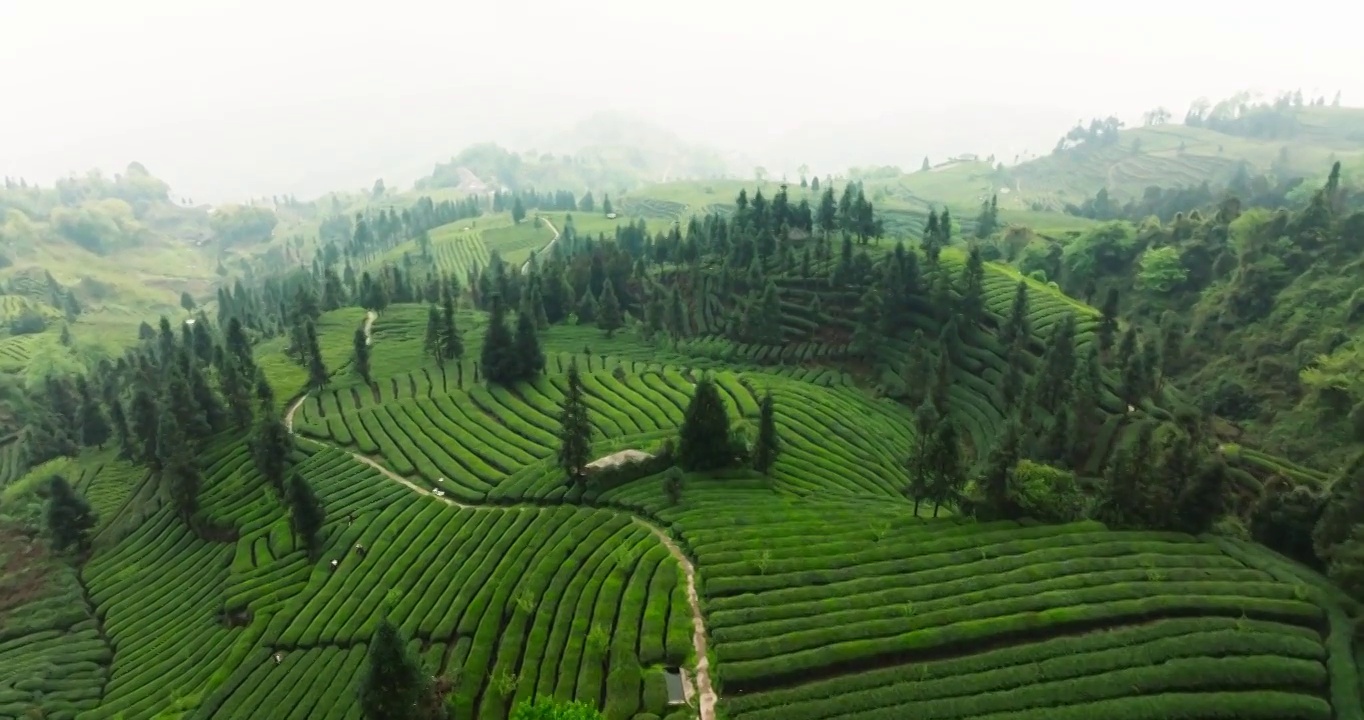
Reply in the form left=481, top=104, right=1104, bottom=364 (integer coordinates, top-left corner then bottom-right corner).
left=1011, top=460, right=1083, bottom=523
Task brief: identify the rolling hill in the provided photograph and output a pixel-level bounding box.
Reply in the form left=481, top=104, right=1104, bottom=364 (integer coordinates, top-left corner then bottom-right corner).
left=2, top=172, right=1363, bottom=720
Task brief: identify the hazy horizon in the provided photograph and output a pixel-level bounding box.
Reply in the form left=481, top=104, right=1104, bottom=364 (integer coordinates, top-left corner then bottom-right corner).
left=3, top=0, right=1360, bottom=202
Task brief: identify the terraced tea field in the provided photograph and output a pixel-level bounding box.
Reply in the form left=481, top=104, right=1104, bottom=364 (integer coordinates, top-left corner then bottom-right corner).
left=580, top=493, right=1349, bottom=720
left=37, top=437, right=697, bottom=720
left=4, top=240, right=1363, bottom=719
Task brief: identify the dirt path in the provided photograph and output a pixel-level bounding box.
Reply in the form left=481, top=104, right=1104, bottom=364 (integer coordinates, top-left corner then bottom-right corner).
left=285, top=310, right=376, bottom=431
left=281, top=314, right=717, bottom=720
left=633, top=519, right=717, bottom=720
left=520, top=217, right=561, bottom=274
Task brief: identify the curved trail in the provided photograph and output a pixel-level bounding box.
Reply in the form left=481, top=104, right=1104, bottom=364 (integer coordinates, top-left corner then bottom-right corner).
left=520, top=217, right=561, bottom=274
left=283, top=308, right=717, bottom=720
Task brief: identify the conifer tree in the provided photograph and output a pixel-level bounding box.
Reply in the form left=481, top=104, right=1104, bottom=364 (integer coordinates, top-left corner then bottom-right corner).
left=45, top=475, right=96, bottom=553
left=678, top=375, right=734, bottom=472
left=424, top=304, right=443, bottom=362
left=558, top=359, right=593, bottom=489
left=851, top=285, right=883, bottom=362
left=756, top=281, right=783, bottom=345
left=643, top=289, right=665, bottom=339
left=254, top=369, right=275, bottom=411
left=1098, top=289, right=1120, bottom=354
left=666, top=286, right=688, bottom=341
left=163, top=446, right=201, bottom=521
left=440, top=294, right=463, bottom=361
left=358, top=618, right=432, bottom=720
left=286, top=471, right=326, bottom=559
left=978, top=416, right=1023, bottom=519
left=1000, top=281, right=1031, bottom=348
left=305, top=321, right=328, bottom=391
left=129, top=388, right=160, bottom=466
left=926, top=418, right=964, bottom=517
left=79, top=391, right=110, bottom=449
left=753, top=391, right=779, bottom=475
left=905, top=400, right=937, bottom=515
left=597, top=281, right=623, bottom=338
left=109, top=398, right=135, bottom=459
left=512, top=309, right=545, bottom=380
left=220, top=355, right=254, bottom=430
left=353, top=326, right=372, bottom=385
left=480, top=294, right=516, bottom=385
left=576, top=288, right=598, bottom=324
left=959, top=244, right=985, bottom=328
left=252, top=406, right=294, bottom=495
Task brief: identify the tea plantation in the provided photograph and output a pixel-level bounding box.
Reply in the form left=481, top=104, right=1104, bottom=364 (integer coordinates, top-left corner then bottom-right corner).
left=2, top=200, right=1362, bottom=720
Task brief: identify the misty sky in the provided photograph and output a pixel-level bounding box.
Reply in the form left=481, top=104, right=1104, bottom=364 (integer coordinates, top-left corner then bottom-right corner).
left=3, top=0, right=1359, bottom=201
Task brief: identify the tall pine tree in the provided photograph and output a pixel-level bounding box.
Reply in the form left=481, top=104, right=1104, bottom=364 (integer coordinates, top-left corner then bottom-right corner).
left=353, top=326, right=372, bottom=385
left=678, top=375, right=734, bottom=472
left=753, top=391, right=779, bottom=475
left=558, top=360, right=593, bottom=490
left=358, top=618, right=432, bottom=720
left=45, top=476, right=96, bottom=553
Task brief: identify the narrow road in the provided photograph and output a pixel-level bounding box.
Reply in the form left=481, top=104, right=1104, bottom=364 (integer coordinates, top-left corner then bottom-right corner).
left=520, top=217, right=561, bottom=274
left=281, top=308, right=716, bottom=720
left=285, top=311, right=376, bottom=431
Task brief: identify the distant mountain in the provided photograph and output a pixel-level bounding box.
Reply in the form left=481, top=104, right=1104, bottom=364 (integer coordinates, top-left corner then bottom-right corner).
left=418, top=112, right=736, bottom=194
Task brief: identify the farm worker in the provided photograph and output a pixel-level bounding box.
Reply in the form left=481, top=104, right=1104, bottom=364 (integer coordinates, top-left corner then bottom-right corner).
left=330, top=559, right=339, bottom=571
left=273, top=652, right=283, bottom=664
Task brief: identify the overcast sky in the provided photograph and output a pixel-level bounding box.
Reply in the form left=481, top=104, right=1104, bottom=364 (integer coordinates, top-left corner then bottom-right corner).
left=2, top=0, right=1359, bottom=201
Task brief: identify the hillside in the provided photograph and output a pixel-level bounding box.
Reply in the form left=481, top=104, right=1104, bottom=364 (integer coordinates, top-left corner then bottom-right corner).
left=2, top=169, right=1364, bottom=720
left=797, top=106, right=1364, bottom=221
left=978, top=160, right=1364, bottom=468
left=418, top=114, right=733, bottom=195
left=1005, top=105, right=1364, bottom=210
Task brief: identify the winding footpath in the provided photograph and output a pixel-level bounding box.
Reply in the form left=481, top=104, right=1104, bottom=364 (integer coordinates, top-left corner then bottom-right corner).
left=520, top=217, right=561, bottom=274
left=283, top=309, right=717, bottom=720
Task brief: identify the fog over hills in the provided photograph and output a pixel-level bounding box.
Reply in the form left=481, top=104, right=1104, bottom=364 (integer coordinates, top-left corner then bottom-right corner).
left=3, top=0, right=1360, bottom=201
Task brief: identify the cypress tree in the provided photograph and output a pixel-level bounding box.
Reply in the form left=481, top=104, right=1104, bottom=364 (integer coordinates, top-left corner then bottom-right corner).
left=1098, top=289, right=1120, bottom=354
left=753, top=391, right=779, bottom=475
left=597, top=281, right=623, bottom=337
left=354, top=326, right=372, bottom=385
left=481, top=294, right=516, bottom=385
left=441, top=293, right=463, bottom=361
left=79, top=391, right=111, bottom=450
left=926, top=418, right=964, bottom=517
left=220, top=355, right=254, bottom=430
left=358, top=618, right=431, bottom=720
left=512, top=309, right=545, bottom=381
left=678, top=375, right=734, bottom=472
left=252, top=406, right=294, bottom=495
left=424, top=304, right=443, bottom=361
left=558, top=359, right=593, bottom=489
left=905, top=400, right=937, bottom=515
left=305, top=321, right=329, bottom=391
left=1000, top=281, right=1031, bottom=348
left=576, top=288, right=597, bottom=324
left=286, top=471, right=326, bottom=559
left=45, top=475, right=96, bottom=553
left=665, top=285, right=687, bottom=339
